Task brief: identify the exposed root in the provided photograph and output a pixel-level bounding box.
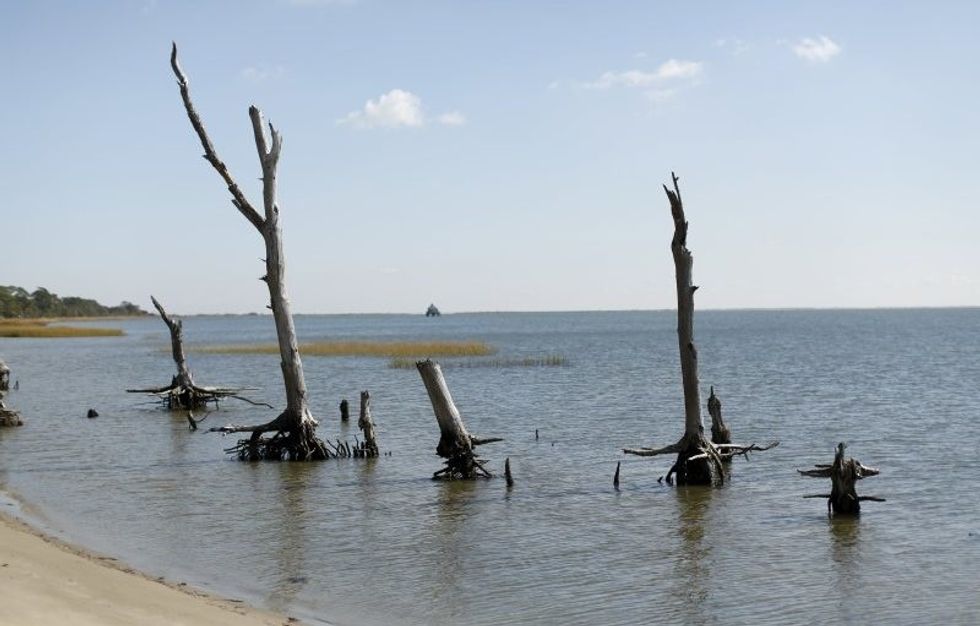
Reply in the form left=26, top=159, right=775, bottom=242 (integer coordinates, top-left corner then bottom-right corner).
left=627, top=434, right=779, bottom=486
left=127, top=380, right=264, bottom=410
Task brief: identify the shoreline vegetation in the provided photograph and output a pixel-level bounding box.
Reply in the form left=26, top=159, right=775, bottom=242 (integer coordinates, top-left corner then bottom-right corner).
left=0, top=319, right=124, bottom=338
left=196, top=339, right=496, bottom=358
left=0, top=507, right=294, bottom=626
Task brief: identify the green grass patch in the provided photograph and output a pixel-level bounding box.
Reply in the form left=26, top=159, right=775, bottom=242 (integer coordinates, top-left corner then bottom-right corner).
left=0, top=319, right=123, bottom=337
left=389, top=355, right=567, bottom=369
left=197, top=340, right=495, bottom=358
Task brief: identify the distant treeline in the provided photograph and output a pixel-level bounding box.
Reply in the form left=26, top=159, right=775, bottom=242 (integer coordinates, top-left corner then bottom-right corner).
left=0, top=285, right=147, bottom=319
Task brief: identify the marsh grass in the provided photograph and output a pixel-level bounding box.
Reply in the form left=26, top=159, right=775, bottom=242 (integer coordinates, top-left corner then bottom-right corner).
left=388, top=355, right=568, bottom=369
left=197, top=340, right=495, bottom=358
left=0, top=319, right=124, bottom=338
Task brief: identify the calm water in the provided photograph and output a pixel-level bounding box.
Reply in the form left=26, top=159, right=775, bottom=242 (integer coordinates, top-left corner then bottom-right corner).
left=1, top=309, right=978, bottom=625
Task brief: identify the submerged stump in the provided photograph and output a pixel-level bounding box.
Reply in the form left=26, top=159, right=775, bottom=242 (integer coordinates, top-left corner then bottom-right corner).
left=417, top=359, right=500, bottom=479
left=800, top=442, right=884, bottom=515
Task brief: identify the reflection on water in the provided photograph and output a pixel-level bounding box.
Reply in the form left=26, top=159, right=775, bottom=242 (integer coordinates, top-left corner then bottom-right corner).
left=1, top=309, right=979, bottom=624
left=672, top=486, right=713, bottom=623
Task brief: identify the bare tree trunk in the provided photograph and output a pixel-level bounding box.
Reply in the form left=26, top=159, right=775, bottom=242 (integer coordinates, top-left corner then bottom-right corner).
left=800, top=443, right=884, bottom=515
left=128, top=295, right=265, bottom=410
left=357, top=390, right=379, bottom=457
left=0, top=393, right=22, bottom=427
left=623, top=173, right=777, bottom=485
left=707, top=386, right=731, bottom=446
left=170, top=43, right=326, bottom=461
left=664, top=173, right=713, bottom=484
left=0, top=360, right=9, bottom=392
left=416, top=359, right=500, bottom=479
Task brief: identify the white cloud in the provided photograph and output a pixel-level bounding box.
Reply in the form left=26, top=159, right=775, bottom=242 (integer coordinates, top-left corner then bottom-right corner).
left=792, top=36, right=841, bottom=63
left=437, top=111, right=466, bottom=126
left=584, top=59, right=702, bottom=89
left=715, top=37, right=749, bottom=55
left=240, top=65, right=285, bottom=83
left=339, top=89, right=464, bottom=130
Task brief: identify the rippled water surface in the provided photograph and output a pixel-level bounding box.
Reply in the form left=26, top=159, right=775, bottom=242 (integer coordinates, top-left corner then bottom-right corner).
left=1, top=310, right=978, bottom=625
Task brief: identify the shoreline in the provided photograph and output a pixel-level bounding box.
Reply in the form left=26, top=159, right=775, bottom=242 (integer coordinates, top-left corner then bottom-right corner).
left=0, top=506, right=300, bottom=625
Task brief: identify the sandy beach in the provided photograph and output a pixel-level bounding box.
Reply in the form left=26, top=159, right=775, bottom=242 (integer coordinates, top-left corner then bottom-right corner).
left=0, top=511, right=294, bottom=626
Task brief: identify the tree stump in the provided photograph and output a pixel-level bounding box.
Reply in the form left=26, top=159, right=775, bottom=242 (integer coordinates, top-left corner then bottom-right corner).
left=707, top=386, right=731, bottom=447
left=799, top=443, right=884, bottom=515
left=340, top=398, right=350, bottom=422
left=416, top=359, right=500, bottom=479
left=0, top=394, right=22, bottom=427
left=0, top=360, right=10, bottom=392
left=356, top=390, right=379, bottom=458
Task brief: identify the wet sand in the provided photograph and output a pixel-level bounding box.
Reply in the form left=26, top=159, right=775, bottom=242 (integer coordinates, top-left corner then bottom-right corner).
left=0, top=511, right=296, bottom=626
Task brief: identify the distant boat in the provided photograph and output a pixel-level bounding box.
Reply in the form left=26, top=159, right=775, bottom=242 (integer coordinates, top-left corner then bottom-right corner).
left=425, top=304, right=441, bottom=317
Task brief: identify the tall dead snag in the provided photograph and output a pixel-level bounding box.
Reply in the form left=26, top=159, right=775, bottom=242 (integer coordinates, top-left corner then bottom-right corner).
left=800, top=443, right=885, bottom=515
left=623, top=173, right=776, bottom=485
left=127, top=296, right=262, bottom=409
left=417, top=359, right=501, bottom=479
left=170, top=44, right=329, bottom=461
left=355, top=390, right=379, bottom=458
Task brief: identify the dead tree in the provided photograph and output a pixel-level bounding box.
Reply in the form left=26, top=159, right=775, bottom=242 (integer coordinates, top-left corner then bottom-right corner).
left=127, top=296, right=262, bottom=409
left=623, top=173, right=776, bottom=485
left=707, top=386, right=731, bottom=446
left=170, top=43, right=330, bottom=461
left=800, top=442, right=885, bottom=515
left=417, top=359, right=501, bottom=479
left=0, top=360, right=9, bottom=392
left=355, top=390, right=379, bottom=458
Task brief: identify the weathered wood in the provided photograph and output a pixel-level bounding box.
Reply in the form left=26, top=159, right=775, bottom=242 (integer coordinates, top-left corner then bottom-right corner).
left=707, top=386, right=731, bottom=446
left=357, top=390, right=379, bottom=457
left=128, top=295, right=261, bottom=410
left=416, top=359, right=499, bottom=479
left=613, top=461, right=621, bottom=490
left=171, top=43, right=326, bottom=460
left=623, top=173, right=776, bottom=486
left=0, top=360, right=10, bottom=392
left=505, top=457, right=514, bottom=488
left=340, top=398, right=350, bottom=422
left=799, top=442, right=883, bottom=515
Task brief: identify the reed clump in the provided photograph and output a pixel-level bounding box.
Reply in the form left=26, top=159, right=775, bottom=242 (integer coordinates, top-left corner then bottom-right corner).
left=389, top=355, right=568, bottom=369
left=0, top=319, right=123, bottom=337
left=198, top=340, right=495, bottom=358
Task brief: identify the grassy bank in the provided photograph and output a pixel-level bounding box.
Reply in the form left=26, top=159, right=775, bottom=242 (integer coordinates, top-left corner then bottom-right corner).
left=197, top=340, right=495, bottom=358
left=389, top=355, right=567, bottom=369
left=0, top=319, right=123, bottom=338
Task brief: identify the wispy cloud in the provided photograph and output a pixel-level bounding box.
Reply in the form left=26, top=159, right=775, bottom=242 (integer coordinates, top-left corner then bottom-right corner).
left=339, top=89, right=464, bottom=129
left=714, top=37, right=749, bottom=55
left=437, top=111, right=466, bottom=126
left=240, top=64, right=285, bottom=83
left=584, top=59, right=702, bottom=89
left=792, top=36, right=841, bottom=63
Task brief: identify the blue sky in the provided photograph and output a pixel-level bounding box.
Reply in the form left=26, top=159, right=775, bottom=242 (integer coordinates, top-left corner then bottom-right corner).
left=2, top=1, right=977, bottom=313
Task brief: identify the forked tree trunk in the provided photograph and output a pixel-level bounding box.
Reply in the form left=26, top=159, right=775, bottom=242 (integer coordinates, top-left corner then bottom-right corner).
left=356, top=390, right=379, bottom=457
left=171, top=43, right=326, bottom=461
left=800, top=443, right=884, bottom=515
left=416, top=359, right=500, bottom=479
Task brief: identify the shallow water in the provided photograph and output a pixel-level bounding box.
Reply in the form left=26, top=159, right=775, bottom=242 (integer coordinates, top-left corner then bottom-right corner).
left=1, top=309, right=978, bottom=625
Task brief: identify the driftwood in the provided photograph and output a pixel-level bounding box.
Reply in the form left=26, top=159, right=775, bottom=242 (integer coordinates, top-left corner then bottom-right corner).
left=340, top=398, right=350, bottom=422
left=127, top=296, right=265, bottom=410
left=417, top=359, right=501, bottom=479
left=623, top=173, right=777, bottom=485
left=799, top=442, right=884, bottom=515
left=171, top=43, right=329, bottom=461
